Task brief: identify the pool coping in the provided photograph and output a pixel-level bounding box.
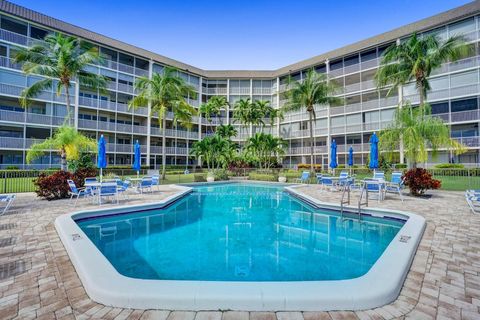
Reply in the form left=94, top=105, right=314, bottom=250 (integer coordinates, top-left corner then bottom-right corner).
left=55, top=182, right=426, bottom=311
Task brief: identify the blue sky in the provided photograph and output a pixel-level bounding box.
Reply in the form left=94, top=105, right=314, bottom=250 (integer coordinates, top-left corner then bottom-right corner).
left=11, top=0, right=472, bottom=70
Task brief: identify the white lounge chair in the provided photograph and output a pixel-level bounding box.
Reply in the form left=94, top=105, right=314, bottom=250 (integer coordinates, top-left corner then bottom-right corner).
left=0, top=194, right=15, bottom=215
left=67, top=180, right=90, bottom=206
left=385, top=172, right=404, bottom=202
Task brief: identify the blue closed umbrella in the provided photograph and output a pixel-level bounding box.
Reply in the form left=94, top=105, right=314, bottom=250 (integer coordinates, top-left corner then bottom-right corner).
left=133, top=140, right=141, bottom=177
left=348, top=146, right=354, bottom=167
left=97, top=135, right=107, bottom=182
left=369, top=132, right=379, bottom=170
left=330, top=139, right=338, bottom=171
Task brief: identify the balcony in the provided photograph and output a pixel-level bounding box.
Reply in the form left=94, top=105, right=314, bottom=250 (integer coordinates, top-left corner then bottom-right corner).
left=454, top=136, right=480, bottom=147
left=134, top=107, right=148, bottom=115
left=117, top=83, right=134, bottom=94
left=98, top=121, right=116, bottom=131
left=115, top=144, right=133, bottom=153
left=150, top=146, right=162, bottom=154
left=79, top=96, right=98, bottom=108
left=205, top=87, right=227, bottom=95
left=117, top=63, right=135, bottom=74
left=230, top=87, right=250, bottom=95
left=135, top=67, right=149, bottom=77
left=0, top=110, right=25, bottom=122
left=78, top=119, right=97, bottom=130
left=345, top=102, right=362, bottom=113
left=0, top=56, right=22, bottom=71
left=345, top=123, right=363, bottom=133
left=116, top=102, right=131, bottom=113
left=360, top=58, right=379, bottom=70
left=0, top=136, right=24, bottom=149
left=26, top=113, right=65, bottom=126
left=450, top=109, right=480, bottom=123
left=98, top=99, right=116, bottom=111
left=252, top=87, right=272, bottom=95
left=132, top=125, right=148, bottom=134
left=116, top=123, right=133, bottom=133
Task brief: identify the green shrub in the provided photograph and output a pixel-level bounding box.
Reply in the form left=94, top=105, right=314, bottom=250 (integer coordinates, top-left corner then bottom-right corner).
left=5, top=165, right=19, bottom=170
left=248, top=172, right=277, bottom=181
left=434, top=163, right=464, bottom=169
left=194, top=174, right=206, bottom=182
left=214, top=169, right=229, bottom=181
left=297, top=164, right=322, bottom=171
left=394, top=163, right=407, bottom=169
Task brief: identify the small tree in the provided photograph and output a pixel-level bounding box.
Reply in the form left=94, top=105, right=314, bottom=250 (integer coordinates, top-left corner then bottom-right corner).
left=26, top=125, right=96, bottom=171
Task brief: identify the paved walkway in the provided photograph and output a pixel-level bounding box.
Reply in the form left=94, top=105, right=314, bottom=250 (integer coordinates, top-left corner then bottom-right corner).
left=0, top=184, right=479, bottom=319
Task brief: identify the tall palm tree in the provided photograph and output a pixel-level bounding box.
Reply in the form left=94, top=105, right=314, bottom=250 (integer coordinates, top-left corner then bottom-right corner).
left=15, top=33, right=107, bottom=125
left=199, top=95, right=228, bottom=134
left=380, top=102, right=465, bottom=167
left=129, top=67, right=197, bottom=179
left=216, top=124, right=237, bottom=139
left=253, top=100, right=283, bottom=133
left=233, top=98, right=264, bottom=138
left=376, top=33, right=469, bottom=166
left=375, top=33, right=470, bottom=107
left=26, top=125, right=96, bottom=171
left=282, top=69, right=339, bottom=172
left=191, top=138, right=212, bottom=170
left=246, top=133, right=286, bottom=169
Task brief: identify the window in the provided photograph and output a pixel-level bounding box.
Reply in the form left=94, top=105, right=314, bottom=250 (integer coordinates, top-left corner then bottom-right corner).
left=430, top=101, right=449, bottom=114
left=0, top=17, right=27, bottom=35
left=30, top=26, right=48, bottom=40
left=451, top=98, right=478, bottom=112
left=119, top=53, right=134, bottom=66
left=315, top=64, right=326, bottom=73
left=449, top=17, right=475, bottom=37
left=330, top=59, right=343, bottom=71
left=360, top=49, right=377, bottom=62
left=0, top=45, right=6, bottom=57
left=363, top=111, right=379, bottom=123
left=331, top=116, right=345, bottom=127
left=344, top=55, right=359, bottom=67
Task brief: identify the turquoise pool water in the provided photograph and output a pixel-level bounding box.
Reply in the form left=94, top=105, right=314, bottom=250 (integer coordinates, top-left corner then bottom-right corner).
left=77, top=183, right=404, bottom=281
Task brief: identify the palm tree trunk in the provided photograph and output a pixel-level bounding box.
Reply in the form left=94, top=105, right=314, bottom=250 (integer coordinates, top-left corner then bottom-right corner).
left=308, top=110, right=314, bottom=173
left=64, top=85, right=72, bottom=126
left=161, top=117, right=167, bottom=180
left=60, top=147, right=67, bottom=171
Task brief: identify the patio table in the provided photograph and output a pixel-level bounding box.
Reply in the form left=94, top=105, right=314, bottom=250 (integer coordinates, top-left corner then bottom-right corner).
left=361, top=178, right=386, bottom=201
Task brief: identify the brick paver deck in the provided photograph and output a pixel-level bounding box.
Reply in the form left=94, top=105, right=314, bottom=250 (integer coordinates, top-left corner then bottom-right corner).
left=0, top=184, right=479, bottom=319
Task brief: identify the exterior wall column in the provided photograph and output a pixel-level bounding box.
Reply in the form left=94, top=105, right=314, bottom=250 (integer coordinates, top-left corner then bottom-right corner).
left=396, top=38, right=405, bottom=164
left=146, top=60, right=153, bottom=168
left=226, top=79, right=230, bottom=124
left=276, top=77, right=280, bottom=137
left=197, top=77, right=203, bottom=166
left=74, top=81, right=79, bottom=129
left=250, top=79, right=253, bottom=137
left=325, top=59, right=331, bottom=171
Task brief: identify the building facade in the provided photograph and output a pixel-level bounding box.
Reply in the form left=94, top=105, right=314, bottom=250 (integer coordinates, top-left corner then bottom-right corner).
left=0, top=1, right=480, bottom=169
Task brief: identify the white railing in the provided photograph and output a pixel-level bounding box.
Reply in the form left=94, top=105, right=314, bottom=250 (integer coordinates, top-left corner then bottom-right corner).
left=0, top=56, right=22, bottom=70
left=116, top=123, right=132, bottom=133
left=450, top=109, right=480, bottom=123
left=78, top=119, right=97, bottom=129
left=132, top=125, right=148, bottom=134
left=229, top=87, right=250, bottom=95
left=454, top=136, right=480, bottom=147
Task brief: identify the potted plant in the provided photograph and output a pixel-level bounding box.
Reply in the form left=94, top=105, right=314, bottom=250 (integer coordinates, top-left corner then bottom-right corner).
left=206, top=171, right=215, bottom=182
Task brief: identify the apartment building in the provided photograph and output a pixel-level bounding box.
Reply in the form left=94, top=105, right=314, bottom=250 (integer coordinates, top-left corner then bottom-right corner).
left=0, top=0, right=479, bottom=169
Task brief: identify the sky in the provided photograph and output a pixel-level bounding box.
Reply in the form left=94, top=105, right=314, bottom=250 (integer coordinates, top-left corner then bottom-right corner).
left=11, top=0, right=473, bottom=70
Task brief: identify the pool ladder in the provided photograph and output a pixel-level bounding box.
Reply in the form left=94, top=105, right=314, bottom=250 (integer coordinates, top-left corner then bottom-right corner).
left=340, top=181, right=368, bottom=221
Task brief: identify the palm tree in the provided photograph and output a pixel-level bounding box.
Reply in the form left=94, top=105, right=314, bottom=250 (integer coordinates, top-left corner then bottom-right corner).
left=216, top=124, right=237, bottom=139
left=376, top=33, right=469, bottom=166
left=15, top=33, right=107, bottom=125
left=233, top=98, right=264, bottom=138
left=191, top=138, right=212, bottom=170
left=199, top=96, right=228, bottom=134
left=246, top=133, right=286, bottom=169
left=129, top=67, right=197, bottom=179
left=191, top=135, right=234, bottom=171
left=253, top=100, right=283, bottom=133
left=26, top=125, right=96, bottom=171
left=282, top=69, right=339, bottom=172
left=375, top=33, right=470, bottom=107
left=380, top=102, right=464, bottom=167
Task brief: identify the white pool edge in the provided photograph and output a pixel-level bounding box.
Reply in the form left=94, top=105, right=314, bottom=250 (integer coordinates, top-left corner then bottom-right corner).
left=55, top=183, right=426, bottom=311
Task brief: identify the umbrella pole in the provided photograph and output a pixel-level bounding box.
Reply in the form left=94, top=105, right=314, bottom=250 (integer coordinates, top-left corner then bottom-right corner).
left=137, top=171, right=139, bottom=178
left=100, top=168, right=102, bottom=182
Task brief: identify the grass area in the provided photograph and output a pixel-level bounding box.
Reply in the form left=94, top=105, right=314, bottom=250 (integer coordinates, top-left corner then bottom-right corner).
left=0, top=170, right=478, bottom=193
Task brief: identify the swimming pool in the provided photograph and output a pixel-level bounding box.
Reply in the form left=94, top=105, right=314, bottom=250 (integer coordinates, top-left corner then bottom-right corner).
left=77, top=183, right=403, bottom=282
left=55, top=182, right=426, bottom=311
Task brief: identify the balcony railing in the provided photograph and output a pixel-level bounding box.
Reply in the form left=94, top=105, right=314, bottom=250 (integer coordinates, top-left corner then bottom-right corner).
left=0, top=110, right=25, bottom=122
left=0, top=136, right=24, bottom=149
left=454, top=136, right=480, bottom=147
left=0, top=56, right=22, bottom=70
